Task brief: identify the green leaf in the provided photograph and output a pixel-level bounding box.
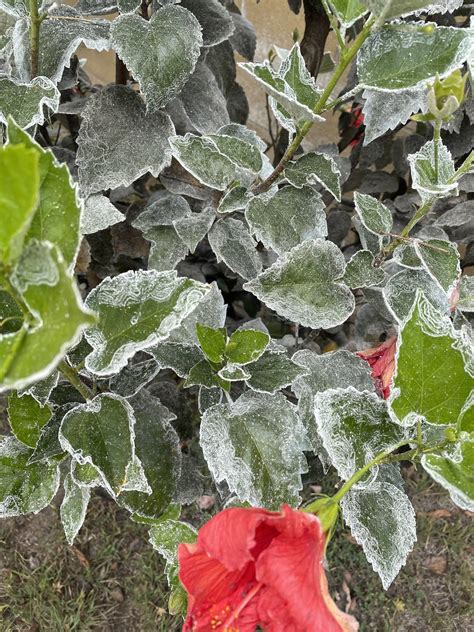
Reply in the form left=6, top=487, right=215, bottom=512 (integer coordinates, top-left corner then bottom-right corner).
left=279, top=43, right=322, bottom=112
left=84, top=269, right=210, bottom=376
left=59, top=394, right=137, bottom=496
left=15, top=5, right=110, bottom=82
left=0, top=143, right=39, bottom=265
left=7, top=392, right=51, bottom=448
left=170, top=134, right=239, bottom=191
left=329, top=0, right=367, bottom=26
left=208, top=131, right=263, bottom=174
left=109, top=359, right=161, bottom=399
left=173, top=210, right=215, bottom=253
left=457, top=276, right=474, bottom=313
left=354, top=192, right=393, bottom=236
left=110, top=5, right=202, bottom=111
left=315, top=388, right=405, bottom=482
left=390, top=292, right=473, bottom=426
left=361, top=0, right=463, bottom=20
left=246, top=186, right=327, bottom=256
left=147, top=342, right=204, bottom=378
left=409, top=140, right=457, bottom=202
left=149, top=518, right=197, bottom=587
left=0, top=76, right=60, bottom=129
left=71, top=460, right=103, bottom=488
left=341, top=465, right=416, bottom=589
left=245, top=351, right=306, bottom=394
left=218, top=363, right=251, bottom=381
left=240, top=44, right=324, bottom=126
left=0, top=289, right=22, bottom=335
left=144, top=226, right=189, bottom=272
left=77, top=85, right=174, bottom=196
left=118, top=391, right=182, bottom=519
left=414, top=239, right=460, bottom=294
left=208, top=218, right=263, bottom=280
left=60, top=471, right=90, bottom=545
left=422, top=437, right=474, bottom=511
left=180, top=0, right=233, bottom=48
left=28, top=407, right=68, bottom=465
left=383, top=268, right=449, bottom=323
left=283, top=152, right=342, bottom=201
left=225, top=329, right=270, bottom=365
left=244, top=239, right=355, bottom=329
left=0, top=242, right=96, bottom=392
left=358, top=24, right=471, bottom=91
left=200, top=391, right=310, bottom=508
left=393, top=242, right=423, bottom=270
left=184, top=359, right=229, bottom=390
left=293, top=349, right=374, bottom=456
left=196, top=323, right=227, bottom=364
left=0, top=435, right=59, bottom=517
left=8, top=121, right=82, bottom=268
left=342, top=250, right=386, bottom=288
left=218, top=185, right=251, bottom=214
left=81, top=195, right=124, bottom=235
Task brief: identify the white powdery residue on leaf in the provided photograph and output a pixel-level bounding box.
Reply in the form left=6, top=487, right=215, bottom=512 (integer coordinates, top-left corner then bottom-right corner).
left=0, top=76, right=60, bottom=129
left=110, top=5, right=203, bottom=112
left=60, top=472, right=91, bottom=545
left=81, top=194, right=124, bottom=235
left=208, top=218, right=263, bottom=280
left=0, top=435, right=60, bottom=518
left=180, top=62, right=230, bottom=134
left=383, top=268, right=449, bottom=323
left=341, top=474, right=417, bottom=590
left=200, top=391, right=310, bottom=509
left=362, top=87, right=428, bottom=145
left=77, top=85, right=175, bottom=196
left=314, top=387, right=405, bottom=484
left=84, top=269, right=210, bottom=376
left=170, top=133, right=240, bottom=191
left=13, top=6, right=110, bottom=82
left=408, top=140, right=458, bottom=202
left=244, top=239, right=355, bottom=330
left=245, top=186, right=327, bottom=256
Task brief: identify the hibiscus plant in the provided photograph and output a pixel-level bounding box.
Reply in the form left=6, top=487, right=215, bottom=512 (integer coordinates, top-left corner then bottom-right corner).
left=0, top=0, right=473, bottom=629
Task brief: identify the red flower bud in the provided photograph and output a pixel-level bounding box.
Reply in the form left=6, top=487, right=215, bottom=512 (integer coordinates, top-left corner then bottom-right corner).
left=178, top=505, right=358, bottom=631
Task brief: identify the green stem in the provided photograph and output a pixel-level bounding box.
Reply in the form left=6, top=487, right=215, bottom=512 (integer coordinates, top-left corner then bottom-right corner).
left=304, top=437, right=452, bottom=514
left=253, top=16, right=375, bottom=195
left=383, top=198, right=434, bottom=257
left=433, top=119, right=442, bottom=183
left=29, top=0, right=42, bottom=78
left=321, top=0, right=346, bottom=51
left=58, top=360, right=94, bottom=400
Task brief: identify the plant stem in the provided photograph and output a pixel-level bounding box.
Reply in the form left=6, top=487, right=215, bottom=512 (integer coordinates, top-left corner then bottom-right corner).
left=58, top=360, right=94, bottom=400
left=29, top=0, right=41, bottom=78
left=253, top=16, right=375, bottom=195
left=433, top=119, right=442, bottom=182
left=305, top=437, right=452, bottom=514
left=320, top=0, right=346, bottom=52
left=383, top=198, right=434, bottom=257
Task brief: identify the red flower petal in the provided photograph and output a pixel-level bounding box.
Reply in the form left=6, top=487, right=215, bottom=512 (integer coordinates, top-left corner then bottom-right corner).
left=357, top=336, right=397, bottom=399
left=255, top=507, right=357, bottom=631
left=196, top=506, right=282, bottom=571
left=178, top=505, right=359, bottom=631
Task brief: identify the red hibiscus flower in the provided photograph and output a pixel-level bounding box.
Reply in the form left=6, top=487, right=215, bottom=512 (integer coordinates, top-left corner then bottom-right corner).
left=178, top=504, right=358, bottom=632
left=357, top=336, right=397, bottom=399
